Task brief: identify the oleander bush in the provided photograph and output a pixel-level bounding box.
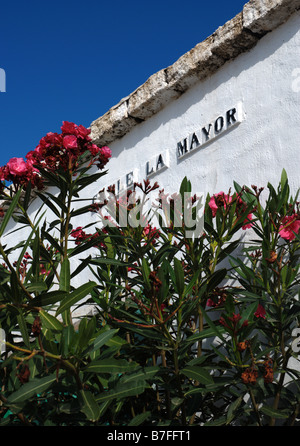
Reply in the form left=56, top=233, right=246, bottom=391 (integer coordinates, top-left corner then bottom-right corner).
left=0, top=122, right=299, bottom=426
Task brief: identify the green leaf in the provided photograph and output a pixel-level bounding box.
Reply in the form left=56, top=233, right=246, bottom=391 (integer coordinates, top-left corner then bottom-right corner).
left=31, top=230, right=40, bottom=280
left=78, top=390, right=101, bottom=422
left=241, top=301, right=258, bottom=323
left=22, top=182, right=32, bottom=211
left=207, top=268, right=227, bottom=293
left=77, top=317, right=96, bottom=351
left=105, top=236, right=114, bottom=259
left=44, top=191, right=69, bottom=214
left=141, top=257, right=151, bottom=291
left=280, top=168, right=288, bottom=190
left=184, top=325, right=226, bottom=344
left=7, top=374, right=56, bottom=403
left=16, top=211, right=46, bottom=275
left=0, top=188, right=23, bottom=237
left=105, top=335, right=127, bottom=348
left=233, top=181, right=243, bottom=195
left=260, top=406, right=289, bottom=419
left=181, top=366, right=214, bottom=385
left=60, top=324, right=75, bottom=357
left=10, top=270, right=21, bottom=304
left=42, top=231, right=63, bottom=256
left=88, top=258, right=132, bottom=267
left=201, top=306, right=226, bottom=342
left=56, top=281, right=96, bottom=317
left=39, top=309, right=64, bottom=331
left=85, top=359, right=138, bottom=374
left=70, top=255, right=92, bottom=278
left=29, top=290, right=68, bottom=308
left=128, top=411, right=151, bottom=426
left=120, top=366, right=160, bottom=384
left=70, top=204, right=94, bottom=218
left=179, top=176, right=192, bottom=197
left=204, top=417, right=227, bottom=426
left=96, top=380, right=146, bottom=403
left=25, top=281, right=48, bottom=293
left=35, top=191, right=61, bottom=218
left=89, top=328, right=119, bottom=354
left=59, top=258, right=70, bottom=293
left=174, top=257, right=185, bottom=296
left=183, top=270, right=200, bottom=298
left=226, top=396, right=243, bottom=424
left=74, top=170, right=107, bottom=194
left=16, top=311, right=30, bottom=348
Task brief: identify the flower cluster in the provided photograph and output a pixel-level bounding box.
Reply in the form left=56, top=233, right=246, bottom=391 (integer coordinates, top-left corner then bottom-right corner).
left=279, top=213, right=300, bottom=241
left=241, top=357, right=273, bottom=386
left=70, top=227, right=94, bottom=245
left=0, top=156, right=44, bottom=190
left=219, top=312, right=248, bottom=335
left=0, top=122, right=111, bottom=190
left=70, top=226, right=107, bottom=249
left=241, top=367, right=258, bottom=385
left=208, top=191, right=254, bottom=230
left=207, top=287, right=228, bottom=308
left=254, top=303, right=266, bottom=319
left=142, top=224, right=160, bottom=246
left=27, top=121, right=111, bottom=174
left=263, top=358, right=274, bottom=384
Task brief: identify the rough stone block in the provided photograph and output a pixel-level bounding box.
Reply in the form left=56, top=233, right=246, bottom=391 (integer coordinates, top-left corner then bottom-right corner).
left=166, top=14, right=259, bottom=93
left=127, top=70, right=180, bottom=120
left=165, top=36, right=219, bottom=93
left=243, top=0, right=300, bottom=34
left=90, top=100, right=137, bottom=146
left=211, top=13, right=259, bottom=60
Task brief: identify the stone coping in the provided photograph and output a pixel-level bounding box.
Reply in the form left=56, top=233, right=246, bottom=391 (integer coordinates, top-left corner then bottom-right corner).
left=90, top=0, right=300, bottom=147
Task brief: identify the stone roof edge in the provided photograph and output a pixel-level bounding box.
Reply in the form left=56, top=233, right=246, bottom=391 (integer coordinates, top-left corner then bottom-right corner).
left=90, top=0, right=300, bottom=147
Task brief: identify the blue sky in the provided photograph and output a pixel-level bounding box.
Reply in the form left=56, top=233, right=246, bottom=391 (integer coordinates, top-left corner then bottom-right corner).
left=0, top=0, right=247, bottom=167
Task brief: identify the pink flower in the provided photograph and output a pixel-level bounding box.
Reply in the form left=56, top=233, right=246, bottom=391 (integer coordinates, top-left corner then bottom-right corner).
left=279, top=214, right=300, bottom=241
left=242, top=213, right=254, bottom=230
left=0, top=165, right=8, bottom=181
left=70, top=227, right=94, bottom=245
left=143, top=224, right=160, bottom=245
left=61, top=121, right=77, bottom=134
left=7, top=157, right=28, bottom=176
left=100, top=146, right=112, bottom=159
left=76, top=124, right=91, bottom=140
left=208, top=192, right=231, bottom=217
left=92, top=145, right=112, bottom=169
left=70, top=227, right=84, bottom=238
left=25, top=151, right=39, bottom=169
left=63, top=134, right=78, bottom=150
left=89, top=144, right=101, bottom=157
left=254, top=304, right=266, bottom=319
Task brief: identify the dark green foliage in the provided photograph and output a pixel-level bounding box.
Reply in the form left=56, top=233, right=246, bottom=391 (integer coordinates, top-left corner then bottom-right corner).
left=0, top=165, right=299, bottom=426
